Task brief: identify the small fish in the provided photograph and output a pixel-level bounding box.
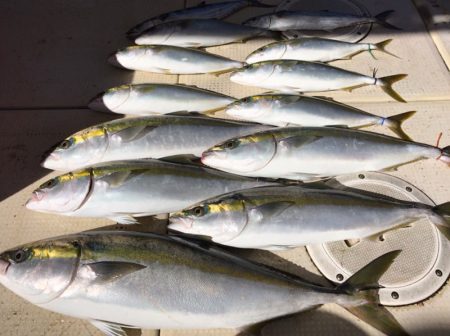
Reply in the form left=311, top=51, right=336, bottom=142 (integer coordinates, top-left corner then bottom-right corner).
left=41, top=114, right=271, bottom=171
left=225, top=94, right=414, bottom=140
left=127, top=0, right=275, bottom=39
left=246, top=37, right=397, bottom=63
left=88, top=83, right=235, bottom=115
left=109, top=45, right=243, bottom=75
left=0, top=230, right=407, bottom=335
left=230, top=60, right=407, bottom=102
left=170, top=185, right=450, bottom=248
left=135, top=19, right=281, bottom=48
left=201, top=127, right=450, bottom=181
left=26, top=159, right=275, bottom=224
left=243, top=9, right=400, bottom=31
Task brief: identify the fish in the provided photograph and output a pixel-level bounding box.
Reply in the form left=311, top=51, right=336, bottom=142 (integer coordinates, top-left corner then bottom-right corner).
left=0, top=230, right=407, bottom=335
left=88, top=83, right=235, bottom=115
left=230, top=60, right=407, bottom=102
left=41, top=114, right=272, bottom=171
left=26, top=159, right=276, bottom=224
left=243, top=9, right=400, bottom=31
left=135, top=19, right=281, bottom=48
left=225, top=94, right=415, bottom=140
left=170, top=185, right=450, bottom=249
left=201, top=126, right=450, bottom=181
left=127, top=0, right=275, bottom=39
left=246, top=37, right=397, bottom=63
left=109, top=45, right=243, bottom=75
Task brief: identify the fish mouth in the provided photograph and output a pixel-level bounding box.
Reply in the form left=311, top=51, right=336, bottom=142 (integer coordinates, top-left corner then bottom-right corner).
left=0, top=259, right=10, bottom=276
left=25, top=191, right=44, bottom=210
left=41, top=152, right=60, bottom=170
left=108, top=53, right=124, bottom=69
left=168, top=216, right=194, bottom=232
left=87, top=91, right=111, bottom=113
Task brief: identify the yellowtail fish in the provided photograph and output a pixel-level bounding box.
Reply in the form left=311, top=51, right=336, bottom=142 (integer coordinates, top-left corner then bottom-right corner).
left=225, top=94, right=414, bottom=140
left=170, top=185, right=450, bottom=249
left=127, top=0, right=275, bottom=39
left=201, top=127, right=450, bottom=181
left=246, top=37, right=397, bottom=63
left=0, top=231, right=407, bottom=335
left=230, top=60, right=407, bottom=102
left=109, top=45, right=243, bottom=75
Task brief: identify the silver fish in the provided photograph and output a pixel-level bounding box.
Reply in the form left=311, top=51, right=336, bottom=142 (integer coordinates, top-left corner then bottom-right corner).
left=243, top=10, right=400, bottom=31
left=135, top=19, right=280, bottom=48
left=201, top=127, right=450, bottom=181
left=230, top=60, right=407, bottom=102
left=88, top=83, right=235, bottom=115
left=0, top=231, right=407, bottom=335
left=127, top=0, right=275, bottom=39
left=225, top=94, right=415, bottom=140
left=109, top=45, right=243, bottom=75
left=26, top=159, right=275, bottom=224
left=246, top=37, right=397, bottom=63
left=41, top=114, right=271, bottom=171
left=170, top=185, right=450, bottom=249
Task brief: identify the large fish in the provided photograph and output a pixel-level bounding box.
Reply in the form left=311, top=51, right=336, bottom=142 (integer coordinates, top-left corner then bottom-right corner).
left=135, top=19, right=281, bottom=48
left=26, top=159, right=275, bottom=224
left=230, top=60, right=407, bottom=102
left=170, top=185, right=450, bottom=249
left=246, top=37, right=397, bottom=63
left=88, top=84, right=235, bottom=115
left=225, top=94, right=415, bottom=140
left=41, top=114, right=271, bottom=171
left=201, top=127, right=450, bottom=181
left=0, top=231, right=407, bottom=335
left=109, top=45, right=243, bottom=74
left=243, top=10, right=400, bottom=31
left=127, top=0, right=275, bottom=39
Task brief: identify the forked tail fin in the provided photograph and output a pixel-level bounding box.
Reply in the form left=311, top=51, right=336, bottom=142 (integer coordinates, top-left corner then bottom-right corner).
left=339, top=250, right=408, bottom=336
left=375, top=10, right=402, bottom=30
left=382, top=111, right=416, bottom=141
left=377, top=74, right=408, bottom=103
left=374, top=39, right=400, bottom=58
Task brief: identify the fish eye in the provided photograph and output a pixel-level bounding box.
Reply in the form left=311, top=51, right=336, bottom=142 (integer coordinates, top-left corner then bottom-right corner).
left=12, top=249, right=27, bottom=263
left=192, top=206, right=204, bottom=217
left=40, top=179, right=57, bottom=189
left=224, top=140, right=238, bottom=150
left=58, top=138, right=73, bottom=150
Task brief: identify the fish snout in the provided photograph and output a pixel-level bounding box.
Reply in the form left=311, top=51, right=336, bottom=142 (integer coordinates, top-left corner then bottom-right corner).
left=108, top=53, right=124, bottom=69
left=25, top=192, right=44, bottom=210
left=168, top=216, right=194, bottom=232
left=0, top=259, right=10, bottom=276
left=88, top=91, right=110, bottom=113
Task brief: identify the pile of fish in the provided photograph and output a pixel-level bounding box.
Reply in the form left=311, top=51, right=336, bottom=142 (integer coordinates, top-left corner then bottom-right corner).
left=1, top=1, right=449, bottom=336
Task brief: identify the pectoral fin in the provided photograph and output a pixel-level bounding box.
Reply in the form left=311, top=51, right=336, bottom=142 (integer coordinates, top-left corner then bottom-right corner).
left=90, top=320, right=141, bottom=336
left=103, top=170, right=132, bottom=188
left=109, top=214, right=139, bottom=225
left=278, top=135, right=323, bottom=149
left=114, top=125, right=157, bottom=142
left=84, top=261, right=146, bottom=285
left=250, top=201, right=295, bottom=221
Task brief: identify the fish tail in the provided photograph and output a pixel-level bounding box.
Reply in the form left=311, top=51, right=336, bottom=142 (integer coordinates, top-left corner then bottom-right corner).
left=432, top=202, right=450, bottom=239
left=377, top=74, right=408, bottom=103
left=248, top=0, right=277, bottom=8
left=374, top=39, right=400, bottom=58
left=339, top=250, right=408, bottom=336
left=382, top=111, right=416, bottom=141
left=375, top=10, right=402, bottom=30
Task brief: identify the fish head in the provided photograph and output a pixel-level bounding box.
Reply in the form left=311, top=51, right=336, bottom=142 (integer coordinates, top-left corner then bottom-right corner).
left=169, top=196, right=247, bottom=243
left=243, top=15, right=271, bottom=29
left=246, top=43, right=283, bottom=64
left=88, top=85, right=131, bottom=113
left=225, top=95, right=273, bottom=121
left=109, top=46, right=148, bottom=69
left=201, top=132, right=277, bottom=174
left=134, top=22, right=177, bottom=45
left=41, top=126, right=108, bottom=171
left=0, top=238, right=80, bottom=304
left=230, top=62, right=273, bottom=86
left=26, top=170, right=92, bottom=214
